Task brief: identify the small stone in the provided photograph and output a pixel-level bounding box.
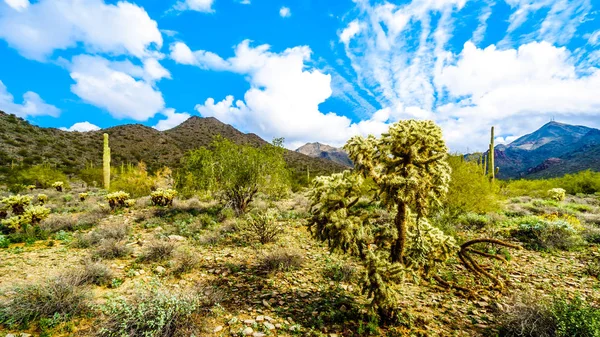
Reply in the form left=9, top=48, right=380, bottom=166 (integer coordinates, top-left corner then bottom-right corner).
left=289, top=325, right=300, bottom=332
left=252, top=333, right=266, bottom=337
left=213, top=326, right=223, bottom=333
left=339, top=305, right=347, bottom=312
left=168, top=235, right=186, bottom=241
left=154, top=266, right=166, bottom=274
left=275, top=323, right=282, bottom=329
left=20, top=334, right=32, bottom=337
left=6, top=334, right=16, bottom=337
left=255, top=315, right=264, bottom=322
left=263, top=322, right=276, bottom=330
left=264, top=316, right=274, bottom=322
left=242, top=327, right=253, bottom=335
left=134, top=271, right=140, bottom=276
left=139, top=269, right=145, bottom=274
left=243, top=319, right=256, bottom=325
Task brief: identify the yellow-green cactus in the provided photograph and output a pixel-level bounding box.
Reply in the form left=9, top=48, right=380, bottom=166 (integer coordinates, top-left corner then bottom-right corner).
left=150, top=188, right=177, bottom=207
left=1, top=195, right=33, bottom=215
left=23, top=205, right=51, bottom=225
left=79, top=193, right=89, bottom=202
left=124, top=199, right=136, bottom=208
left=26, top=185, right=36, bottom=191
left=548, top=188, right=566, bottom=201
left=105, top=191, right=130, bottom=210
left=52, top=181, right=64, bottom=192
left=103, top=133, right=111, bottom=190
left=37, top=194, right=48, bottom=205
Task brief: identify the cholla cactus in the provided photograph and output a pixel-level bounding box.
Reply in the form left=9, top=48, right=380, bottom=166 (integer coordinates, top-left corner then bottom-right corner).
left=150, top=188, right=177, bottom=207
left=124, top=199, right=136, bottom=208
left=37, top=194, right=48, bottom=205
left=548, top=188, right=566, bottom=201
left=0, top=205, right=7, bottom=219
left=105, top=191, right=130, bottom=210
left=1, top=216, right=23, bottom=231
left=1, top=195, right=33, bottom=215
left=309, top=120, right=518, bottom=322
left=23, top=205, right=51, bottom=224
left=52, top=181, right=64, bottom=192
left=79, top=193, right=89, bottom=202
left=26, top=185, right=36, bottom=191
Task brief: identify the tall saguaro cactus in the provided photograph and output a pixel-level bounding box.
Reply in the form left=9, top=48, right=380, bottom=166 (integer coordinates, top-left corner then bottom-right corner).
left=488, top=126, right=495, bottom=181
left=103, top=133, right=111, bottom=190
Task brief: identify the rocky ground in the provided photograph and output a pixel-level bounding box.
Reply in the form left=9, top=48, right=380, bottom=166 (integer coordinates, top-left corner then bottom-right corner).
left=0, top=191, right=599, bottom=336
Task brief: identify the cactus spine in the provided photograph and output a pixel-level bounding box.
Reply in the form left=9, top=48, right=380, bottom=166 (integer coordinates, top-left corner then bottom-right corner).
left=488, top=126, right=495, bottom=182
left=103, top=133, right=111, bottom=190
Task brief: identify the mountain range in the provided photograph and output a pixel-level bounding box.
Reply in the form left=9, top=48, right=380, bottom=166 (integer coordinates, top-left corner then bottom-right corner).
left=493, top=121, right=600, bottom=179
left=295, top=142, right=353, bottom=167
left=0, top=111, right=346, bottom=178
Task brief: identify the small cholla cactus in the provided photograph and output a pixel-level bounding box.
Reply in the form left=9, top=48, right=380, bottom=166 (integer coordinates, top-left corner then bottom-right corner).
left=1, top=195, right=33, bottom=215
left=0, top=205, right=7, bottom=219
left=79, top=193, right=89, bottom=202
left=150, top=188, right=177, bottom=207
left=23, top=205, right=51, bottom=225
left=52, top=181, right=64, bottom=192
left=124, top=199, right=136, bottom=208
left=37, top=194, right=48, bottom=205
left=26, top=185, right=36, bottom=191
left=1, top=216, right=22, bottom=231
left=548, top=188, right=566, bottom=201
left=105, top=191, right=130, bottom=210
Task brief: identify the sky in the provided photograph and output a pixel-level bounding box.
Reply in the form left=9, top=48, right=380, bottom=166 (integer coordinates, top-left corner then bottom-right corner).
left=0, top=0, right=598, bottom=152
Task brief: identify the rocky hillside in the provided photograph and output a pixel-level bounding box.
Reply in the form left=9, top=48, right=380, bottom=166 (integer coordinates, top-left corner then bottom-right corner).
left=492, top=121, right=600, bottom=179
left=0, top=111, right=346, bottom=177
left=295, top=142, right=352, bottom=167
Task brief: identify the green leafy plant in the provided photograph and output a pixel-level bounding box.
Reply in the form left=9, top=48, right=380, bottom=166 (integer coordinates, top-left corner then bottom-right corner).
left=150, top=188, right=177, bottom=207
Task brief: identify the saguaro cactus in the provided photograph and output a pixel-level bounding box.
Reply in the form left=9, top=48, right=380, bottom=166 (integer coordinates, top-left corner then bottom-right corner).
left=103, top=133, right=111, bottom=190
left=488, top=126, right=495, bottom=181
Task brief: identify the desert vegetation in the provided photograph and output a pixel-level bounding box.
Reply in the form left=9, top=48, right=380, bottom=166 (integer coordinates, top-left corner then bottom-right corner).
left=1, top=123, right=599, bottom=337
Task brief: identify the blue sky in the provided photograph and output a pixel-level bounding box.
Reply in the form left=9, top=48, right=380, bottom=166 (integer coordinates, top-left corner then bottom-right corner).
left=0, top=0, right=598, bottom=152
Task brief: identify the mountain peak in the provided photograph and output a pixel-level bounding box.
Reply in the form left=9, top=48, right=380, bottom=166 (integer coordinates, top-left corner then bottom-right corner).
left=296, top=142, right=353, bottom=167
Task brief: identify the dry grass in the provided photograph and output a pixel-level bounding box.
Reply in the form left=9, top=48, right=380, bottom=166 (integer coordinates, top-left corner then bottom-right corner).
left=93, top=239, right=132, bottom=259
left=260, top=248, right=304, bottom=272
left=138, top=240, right=176, bottom=262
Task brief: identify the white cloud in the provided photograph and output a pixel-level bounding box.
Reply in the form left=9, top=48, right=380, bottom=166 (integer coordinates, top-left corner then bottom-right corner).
left=179, top=40, right=396, bottom=148
left=4, top=0, right=29, bottom=12
left=143, top=58, right=171, bottom=82
left=69, top=55, right=165, bottom=121
left=169, top=42, right=230, bottom=69
left=153, top=108, right=191, bottom=131
left=239, top=0, right=251, bottom=4
left=279, top=6, right=291, bottom=18
left=0, top=80, right=60, bottom=118
left=60, top=121, right=100, bottom=132
left=340, top=20, right=361, bottom=44
left=173, top=0, right=215, bottom=13
left=0, top=0, right=162, bottom=61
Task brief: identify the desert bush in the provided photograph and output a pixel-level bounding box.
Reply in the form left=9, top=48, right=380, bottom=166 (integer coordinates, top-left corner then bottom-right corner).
left=172, top=248, right=199, bottom=276
left=458, top=213, right=491, bottom=230
left=67, top=260, right=114, bottom=287
left=139, top=240, right=176, bottom=262
left=5, top=164, right=68, bottom=191
left=511, top=217, right=584, bottom=251
left=583, top=226, right=600, bottom=244
left=1, top=194, right=32, bottom=215
left=548, top=188, right=566, bottom=201
left=79, top=193, right=88, bottom=202
left=105, top=191, right=130, bottom=210
left=178, top=136, right=291, bottom=214
left=151, top=188, right=177, bottom=207
left=73, top=223, right=129, bottom=248
left=96, top=284, right=209, bottom=337
left=110, top=162, right=155, bottom=198
left=35, top=195, right=48, bottom=206
left=242, top=208, right=282, bottom=244
left=504, top=170, right=600, bottom=197
left=52, top=181, right=64, bottom=192
left=93, top=239, right=132, bottom=259
left=0, top=275, right=91, bottom=328
left=498, top=294, right=600, bottom=337
left=260, top=248, right=304, bottom=272
left=323, top=262, right=357, bottom=282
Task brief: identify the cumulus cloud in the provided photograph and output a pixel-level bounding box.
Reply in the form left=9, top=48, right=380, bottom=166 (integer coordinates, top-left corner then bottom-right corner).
left=340, top=20, right=362, bottom=44
left=153, top=108, right=191, bottom=131
left=173, top=0, right=215, bottom=13
left=0, top=0, right=162, bottom=61
left=69, top=55, right=165, bottom=121
left=279, top=6, right=291, bottom=18
left=175, top=40, right=396, bottom=149
left=0, top=80, right=60, bottom=118
left=60, top=121, right=101, bottom=132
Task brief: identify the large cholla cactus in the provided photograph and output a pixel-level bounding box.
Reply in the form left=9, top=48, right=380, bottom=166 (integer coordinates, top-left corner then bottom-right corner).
left=150, top=188, right=177, bottom=207
left=105, top=191, right=130, bottom=210
left=308, top=120, right=518, bottom=322
left=52, top=181, right=64, bottom=192
left=548, top=188, right=566, bottom=201
left=1, top=195, right=33, bottom=215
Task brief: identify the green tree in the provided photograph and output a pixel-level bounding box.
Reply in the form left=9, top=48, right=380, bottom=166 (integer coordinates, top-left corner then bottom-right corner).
left=308, top=120, right=518, bottom=322
left=179, top=137, right=290, bottom=214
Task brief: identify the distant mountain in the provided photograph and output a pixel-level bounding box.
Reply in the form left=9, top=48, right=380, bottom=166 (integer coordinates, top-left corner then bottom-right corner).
left=491, top=121, right=600, bottom=179
left=295, top=142, right=353, bottom=167
left=0, top=111, right=346, bottom=178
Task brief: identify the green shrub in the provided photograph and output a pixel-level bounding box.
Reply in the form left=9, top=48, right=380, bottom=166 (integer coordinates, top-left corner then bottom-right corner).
left=150, top=188, right=177, bottom=207
left=548, top=188, right=566, bottom=201
left=110, top=162, right=156, bottom=198
left=323, top=262, right=356, bottom=282
left=105, top=191, right=130, bottom=210
left=0, top=234, right=9, bottom=248
left=242, top=208, right=282, bottom=244
left=511, top=217, right=584, bottom=251
left=0, top=276, right=91, bottom=329
left=504, top=170, right=600, bottom=197
left=5, top=165, right=68, bottom=191
left=96, top=285, right=210, bottom=337
left=458, top=213, right=491, bottom=230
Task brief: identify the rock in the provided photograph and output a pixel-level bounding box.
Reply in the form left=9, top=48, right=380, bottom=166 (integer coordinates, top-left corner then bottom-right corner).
left=6, top=334, right=16, bottom=337
left=264, top=316, right=274, bottom=322
left=168, top=235, right=185, bottom=241
left=228, top=317, right=238, bottom=325
left=154, top=266, right=166, bottom=274
left=139, top=269, right=145, bottom=275
left=275, top=323, right=282, bottom=329
left=20, top=334, right=32, bottom=337
left=242, top=327, right=253, bottom=335
left=213, top=326, right=223, bottom=333
left=243, top=319, right=256, bottom=325
left=252, top=333, right=266, bottom=337
left=339, top=305, right=347, bottom=312
left=263, top=322, right=276, bottom=330
left=289, top=325, right=300, bottom=332
left=255, top=315, right=264, bottom=322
